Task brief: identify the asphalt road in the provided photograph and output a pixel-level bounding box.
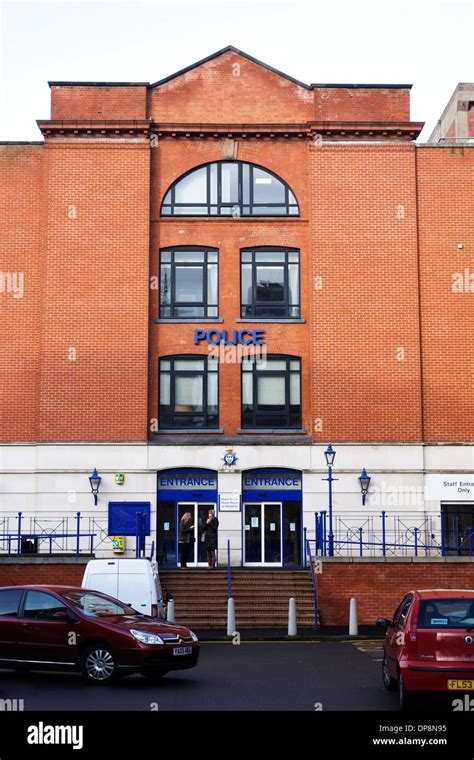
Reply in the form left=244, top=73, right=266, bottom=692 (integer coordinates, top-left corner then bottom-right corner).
left=0, top=639, right=459, bottom=712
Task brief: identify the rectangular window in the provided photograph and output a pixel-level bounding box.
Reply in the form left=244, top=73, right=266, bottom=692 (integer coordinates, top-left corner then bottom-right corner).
left=240, top=248, right=300, bottom=318
left=159, top=356, right=219, bottom=430
left=159, top=248, right=218, bottom=319
left=241, top=356, right=302, bottom=429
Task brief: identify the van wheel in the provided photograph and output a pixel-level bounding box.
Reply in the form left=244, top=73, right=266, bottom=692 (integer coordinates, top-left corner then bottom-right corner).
left=81, top=645, right=117, bottom=685
left=399, top=674, right=414, bottom=711
left=382, top=656, right=398, bottom=691
left=141, top=669, right=169, bottom=681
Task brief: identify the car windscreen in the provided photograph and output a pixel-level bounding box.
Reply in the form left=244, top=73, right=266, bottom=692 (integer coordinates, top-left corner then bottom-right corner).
left=418, top=598, right=474, bottom=629
left=61, top=590, right=136, bottom=617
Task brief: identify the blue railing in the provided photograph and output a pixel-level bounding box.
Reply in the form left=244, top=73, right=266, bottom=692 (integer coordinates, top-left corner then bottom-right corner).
left=304, top=528, right=319, bottom=629
left=227, top=539, right=232, bottom=599
left=0, top=512, right=153, bottom=558
left=311, top=511, right=474, bottom=558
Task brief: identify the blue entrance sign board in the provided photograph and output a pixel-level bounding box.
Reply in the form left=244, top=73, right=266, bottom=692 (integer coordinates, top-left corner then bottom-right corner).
left=194, top=329, right=265, bottom=346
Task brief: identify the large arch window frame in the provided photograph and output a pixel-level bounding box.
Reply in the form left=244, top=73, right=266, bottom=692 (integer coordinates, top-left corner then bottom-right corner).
left=161, top=161, right=299, bottom=217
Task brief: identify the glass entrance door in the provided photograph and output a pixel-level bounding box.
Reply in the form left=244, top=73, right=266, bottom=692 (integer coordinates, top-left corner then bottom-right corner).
left=243, top=503, right=282, bottom=566
left=178, top=502, right=215, bottom=566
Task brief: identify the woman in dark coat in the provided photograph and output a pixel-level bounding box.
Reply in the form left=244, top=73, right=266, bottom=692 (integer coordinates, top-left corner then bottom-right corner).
left=178, top=512, right=194, bottom=568
left=203, top=509, right=219, bottom=568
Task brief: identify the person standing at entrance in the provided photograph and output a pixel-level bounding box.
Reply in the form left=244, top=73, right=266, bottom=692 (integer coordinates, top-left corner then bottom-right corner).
left=178, top=512, right=194, bottom=568
left=204, top=509, right=219, bottom=568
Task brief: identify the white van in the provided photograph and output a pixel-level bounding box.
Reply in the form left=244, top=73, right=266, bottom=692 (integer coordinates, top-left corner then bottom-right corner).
left=81, top=558, right=165, bottom=618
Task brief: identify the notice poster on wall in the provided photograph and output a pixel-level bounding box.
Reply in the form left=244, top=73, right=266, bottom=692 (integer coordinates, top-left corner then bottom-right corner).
left=251, top=517, right=259, bottom=528
left=270, top=523, right=276, bottom=532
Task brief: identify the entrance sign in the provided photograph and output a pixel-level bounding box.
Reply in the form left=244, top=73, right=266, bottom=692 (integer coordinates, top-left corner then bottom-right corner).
left=425, top=474, right=474, bottom=500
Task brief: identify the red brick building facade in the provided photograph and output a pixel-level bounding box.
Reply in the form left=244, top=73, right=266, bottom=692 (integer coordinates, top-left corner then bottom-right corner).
left=0, top=48, right=472, bottom=567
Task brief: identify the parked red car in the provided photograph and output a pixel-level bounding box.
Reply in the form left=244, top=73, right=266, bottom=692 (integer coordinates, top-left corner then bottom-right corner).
left=0, top=585, right=199, bottom=684
left=377, top=589, right=474, bottom=709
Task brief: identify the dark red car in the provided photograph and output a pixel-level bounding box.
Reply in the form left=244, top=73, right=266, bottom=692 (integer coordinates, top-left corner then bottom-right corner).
left=0, top=585, right=199, bottom=684
left=377, top=589, right=474, bottom=709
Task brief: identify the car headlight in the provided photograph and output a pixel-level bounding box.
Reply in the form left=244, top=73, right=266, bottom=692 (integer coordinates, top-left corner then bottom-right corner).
left=130, top=629, right=164, bottom=645
left=189, top=630, right=199, bottom=642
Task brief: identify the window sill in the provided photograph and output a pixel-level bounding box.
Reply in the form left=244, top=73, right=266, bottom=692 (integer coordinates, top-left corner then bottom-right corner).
left=156, top=429, right=224, bottom=434
left=236, top=318, right=305, bottom=324
left=236, top=428, right=307, bottom=434
left=155, top=318, right=224, bottom=324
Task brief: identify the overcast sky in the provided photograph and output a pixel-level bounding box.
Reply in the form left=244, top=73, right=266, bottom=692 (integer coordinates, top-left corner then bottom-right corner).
left=0, top=0, right=472, bottom=141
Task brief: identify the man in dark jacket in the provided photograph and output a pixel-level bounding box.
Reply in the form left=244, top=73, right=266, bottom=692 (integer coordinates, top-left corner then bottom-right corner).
left=203, top=509, right=219, bottom=568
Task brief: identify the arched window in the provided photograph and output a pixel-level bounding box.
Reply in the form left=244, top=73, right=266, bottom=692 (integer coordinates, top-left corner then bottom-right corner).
left=161, top=161, right=299, bottom=217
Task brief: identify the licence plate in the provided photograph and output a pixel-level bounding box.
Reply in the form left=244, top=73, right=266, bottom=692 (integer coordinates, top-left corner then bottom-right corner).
left=447, top=679, right=474, bottom=690
left=173, top=646, right=192, bottom=656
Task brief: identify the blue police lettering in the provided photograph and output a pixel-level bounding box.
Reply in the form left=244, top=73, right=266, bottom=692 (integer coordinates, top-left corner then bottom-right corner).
left=194, top=328, right=265, bottom=346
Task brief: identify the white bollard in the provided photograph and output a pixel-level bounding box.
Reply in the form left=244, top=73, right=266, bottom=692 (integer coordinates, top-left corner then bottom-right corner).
left=227, top=597, right=236, bottom=636
left=167, top=598, right=175, bottom=624
left=349, top=597, right=358, bottom=636
left=288, top=597, right=297, bottom=637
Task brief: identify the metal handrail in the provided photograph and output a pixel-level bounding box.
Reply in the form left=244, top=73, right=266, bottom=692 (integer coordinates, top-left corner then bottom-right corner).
left=304, top=530, right=319, bottom=629
left=227, top=539, right=232, bottom=599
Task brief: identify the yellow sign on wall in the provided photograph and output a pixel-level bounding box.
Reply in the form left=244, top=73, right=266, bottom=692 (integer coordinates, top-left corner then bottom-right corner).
left=114, top=473, right=126, bottom=485
left=112, top=536, right=125, bottom=553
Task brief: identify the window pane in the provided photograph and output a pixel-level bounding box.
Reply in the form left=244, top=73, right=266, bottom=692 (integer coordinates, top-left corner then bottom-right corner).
left=290, top=359, right=300, bottom=370
left=257, top=376, right=285, bottom=406
left=288, top=251, right=299, bottom=263
left=241, top=251, right=252, bottom=263
left=289, top=305, right=300, bottom=318
left=208, top=373, right=218, bottom=409
left=288, top=263, right=299, bottom=305
left=255, top=251, right=285, bottom=263
left=242, top=164, right=250, bottom=204
left=175, top=375, right=203, bottom=411
left=290, top=373, right=300, bottom=404
left=174, top=167, right=207, bottom=204
left=208, top=250, right=218, bottom=263
left=0, top=589, right=22, bottom=617
left=253, top=168, right=285, bottom=203
left=207, top=306, right=218, bottom=317
left=256, top=266, right=284, bottom=302
left=174, top=306, right=205, bottom=317
left=160, top=264, right=171, bottom=305
left=161, top=251, right=171, bottom=262
left=221, top=163, right=239, bottom=203
left=251, top=206, right=287, bottom=215
left=174, top=359, right=205, bottom=371
left=207, top=264, right=217, bottom=306
left=241, top=264, right=252, bottom=306
left=175, top=267, right=203, bottom=303
left=208, top=356, right=219, bottom=371
left=242, top=373, right=253, bottom=404
left=256, top=358, right=286, bottom=371
left=242, top=356, right=254, bottom=370
left=160, top=372, right=170, bottom=404
left=162, top=190, right=172, bottom=205
left=24, top=591, right=67, bottom=620
left=255, top=305, right=286, bottom=317
left=210, top=164, right=217, bottom=204
left=174, top=251, right=205, bottom=263
left=289, top=206, right=299, bottom=216
left=173, top=206, right=208, bottom=215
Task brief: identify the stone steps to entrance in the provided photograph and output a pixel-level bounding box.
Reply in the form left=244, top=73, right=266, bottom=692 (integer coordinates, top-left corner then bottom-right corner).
left=160, top=568, right=316, bottom=630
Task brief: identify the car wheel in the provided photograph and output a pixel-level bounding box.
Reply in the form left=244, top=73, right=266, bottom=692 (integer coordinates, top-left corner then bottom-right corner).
left=399, top=674, right=414, bottom=711
left=81, top=645, right=117, bottom=685
left=382, top=656, right=398, bottom=691
left=140, top=669, right=169, bottom=681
